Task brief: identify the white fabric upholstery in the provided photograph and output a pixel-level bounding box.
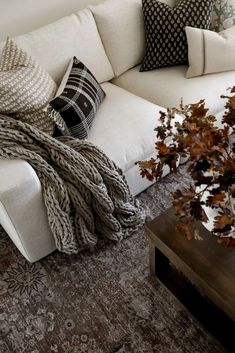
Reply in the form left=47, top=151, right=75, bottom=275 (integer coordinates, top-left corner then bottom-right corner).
left=90, top=0, right=145, bottom=77
left=186, top=26, right=235, bottom=78
left=88, top=81, right=156, bottom=194
left=124, top=156, right=155, bottom=196
left=0, top=9, right=114, bottom=85
left=88, top=82, right=176, bottom=194
left=112, top=64, right=235, bottom=115
left=88, top=82, right=158, bottom=172
left=0, top=160, right=55, bottom=262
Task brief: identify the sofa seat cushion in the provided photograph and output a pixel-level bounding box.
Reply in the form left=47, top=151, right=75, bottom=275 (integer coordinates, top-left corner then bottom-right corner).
left=112, top=64, right=235, bottom=115
left=88, top=82, right=161, bottom=172
left=0, top=9, right=114, bottom=85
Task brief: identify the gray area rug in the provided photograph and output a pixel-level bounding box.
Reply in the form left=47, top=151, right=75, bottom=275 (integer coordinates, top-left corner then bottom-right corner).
left=0, top=167, right=225, bottom=353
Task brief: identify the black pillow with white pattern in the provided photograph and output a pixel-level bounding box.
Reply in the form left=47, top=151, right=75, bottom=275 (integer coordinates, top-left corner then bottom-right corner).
left=140, top=0, right=214, bottom=71
left=50, top=57, right=105, bottom=140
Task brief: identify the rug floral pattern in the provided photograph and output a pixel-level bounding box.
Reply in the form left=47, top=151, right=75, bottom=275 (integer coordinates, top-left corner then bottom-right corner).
left=211, top=0, right=235, bottom=32
left=0, top=168, right=225, bottom=353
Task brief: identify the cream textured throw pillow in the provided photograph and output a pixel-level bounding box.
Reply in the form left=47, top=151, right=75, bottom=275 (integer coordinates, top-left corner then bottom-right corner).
left=0, top=38, right=56, bottom=135
left=186, top=26, right=235, bottom=78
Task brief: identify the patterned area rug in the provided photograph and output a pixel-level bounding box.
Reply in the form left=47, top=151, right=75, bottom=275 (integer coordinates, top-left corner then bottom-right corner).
left=0, top=167, right=225, bottom=353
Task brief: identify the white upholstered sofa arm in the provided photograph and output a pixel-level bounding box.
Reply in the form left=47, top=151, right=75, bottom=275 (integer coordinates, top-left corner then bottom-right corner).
left=0, top=159, right=55, bottom=262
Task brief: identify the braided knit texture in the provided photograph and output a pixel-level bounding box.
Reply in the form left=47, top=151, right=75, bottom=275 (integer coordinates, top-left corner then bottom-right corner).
left=0, top=115, right=146, bottom=254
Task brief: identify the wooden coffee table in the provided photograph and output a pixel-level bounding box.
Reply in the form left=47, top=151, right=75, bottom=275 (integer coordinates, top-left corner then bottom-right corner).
left=145, top=207, right=235, bottom=322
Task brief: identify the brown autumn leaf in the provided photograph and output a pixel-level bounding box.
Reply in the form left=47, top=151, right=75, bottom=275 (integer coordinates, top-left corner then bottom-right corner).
left=138, top=158, right=157, bottom=181
left=222, top=93, right=235, bottom=110
left=156, top=126, right=167, bottom=140
left=222, top=110, right=235, bottom=127
left=140, top=169, right=154, bottom=181
left=214, top=213, right=234, bottom=230
left=159, top=110, right=167, bottom=124
left=185, top=122, right=198, bottom=133
left=173, top=186, right=196, bottom=218
left=223, top=157, right=235, bottom=173
left=190, top=100, right=208, bottom=118
left=228, top=95, right=235, bottom=110
left=203, top=129, right=223, bottom=149
left=190, top=199, right=208, bottom=222
left=167, top=153, right=179, bottom=173
left=190, top=142, right=207, bottom=157
left=155, top=141, right=170, bottom=155
left=183, top=134, right=193, bottom=148
left=174, top=185, right=196, bottom=203
left=217, top=170, right=234, bottom=191
left=207, top=192, right=226, bottom=205
left=138, top=158, right=156, bottom=170
left=230, top=86, right=235, bottom=93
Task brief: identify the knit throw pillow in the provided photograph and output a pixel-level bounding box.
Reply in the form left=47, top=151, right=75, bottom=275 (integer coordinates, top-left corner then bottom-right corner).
left=0, top=38, right=56, bottom=135
left=49, top=57, right=105, bottom=140
left=211, top=0, right=235, bottom=32
left=140, top=0, right=214, bottom=71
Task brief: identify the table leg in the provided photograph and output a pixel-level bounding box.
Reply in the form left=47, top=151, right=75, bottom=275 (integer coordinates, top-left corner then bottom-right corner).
left=149, top=241, right=156, bottom=277
left=155, top=248, right=170, bottom=279
left=149, top=240, right=170, bottom=279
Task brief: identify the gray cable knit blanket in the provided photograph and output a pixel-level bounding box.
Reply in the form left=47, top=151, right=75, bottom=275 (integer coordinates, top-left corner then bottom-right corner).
left=0, top=115, right=146, bottom=254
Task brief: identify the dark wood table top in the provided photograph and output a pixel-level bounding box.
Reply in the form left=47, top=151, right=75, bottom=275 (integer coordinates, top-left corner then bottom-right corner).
left=145, top=207, right=235, bottom=321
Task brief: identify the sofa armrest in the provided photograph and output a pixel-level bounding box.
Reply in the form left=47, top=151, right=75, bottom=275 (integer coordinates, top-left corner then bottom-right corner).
left=0, top=159, right=55, bottom=262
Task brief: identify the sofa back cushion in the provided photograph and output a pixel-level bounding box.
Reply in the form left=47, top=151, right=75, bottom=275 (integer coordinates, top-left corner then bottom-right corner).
left=0, top=9, right=114, bottom=85
left=90, top=0, right=178, bottom=77
left=90, top=0, right=145, bottom=77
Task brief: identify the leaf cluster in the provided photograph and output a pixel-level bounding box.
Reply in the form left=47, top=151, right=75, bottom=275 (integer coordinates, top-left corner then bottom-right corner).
left=138, top=88, right=235, bottom=244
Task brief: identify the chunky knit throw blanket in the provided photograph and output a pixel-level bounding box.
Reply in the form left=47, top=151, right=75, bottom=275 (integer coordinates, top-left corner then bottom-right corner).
left=0, top=115, right=145, bottom=254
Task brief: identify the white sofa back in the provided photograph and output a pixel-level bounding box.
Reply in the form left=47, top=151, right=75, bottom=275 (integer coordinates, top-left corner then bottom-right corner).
left=0, top=0, right=180, bottom=85
left=90, top=0, right=178, bottom=77
left=0, top=9, right=114, bottom=85
left=90, top=0, right=145, bottom=77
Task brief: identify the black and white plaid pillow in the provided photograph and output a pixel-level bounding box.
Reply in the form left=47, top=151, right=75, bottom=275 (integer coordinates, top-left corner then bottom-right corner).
left=50, top=57, right=105, bottom=139
left=140, top=0, right=214, bottom=71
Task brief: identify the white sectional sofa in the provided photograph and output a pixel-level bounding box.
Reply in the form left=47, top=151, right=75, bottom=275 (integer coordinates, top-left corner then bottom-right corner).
left=0, top=0, right=234, bottom=262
